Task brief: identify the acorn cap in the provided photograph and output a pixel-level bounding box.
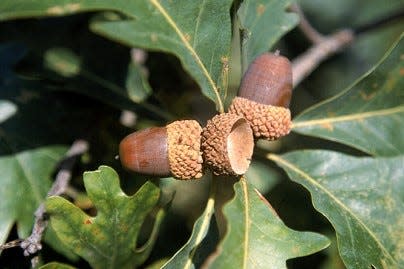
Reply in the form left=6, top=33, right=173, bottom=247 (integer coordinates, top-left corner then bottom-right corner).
left=201, top=113, right=254, bottom=176
left=238, top=53, right=292, bottom=108
left=119, top=120, right=203, bottom=180
left=229, top=97, right=291, bottom=140
left=166, top=120, right=203, bottom=180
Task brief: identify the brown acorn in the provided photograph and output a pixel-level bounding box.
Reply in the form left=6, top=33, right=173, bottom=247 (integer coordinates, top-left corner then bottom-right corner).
left=119, top=120, right=203, bottom=180
left=229, top=53, right=292, bottom=140
left=201, top=113, right=254, bottom=176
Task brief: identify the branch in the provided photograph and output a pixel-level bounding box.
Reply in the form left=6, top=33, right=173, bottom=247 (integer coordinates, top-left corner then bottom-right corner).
left=20, top=140, right=89, bottom=267
left=291, top=29, right=354, bottom=87
left=289, top=4, right=403, bottom=88
left=289, top=3, right=324, bottom=44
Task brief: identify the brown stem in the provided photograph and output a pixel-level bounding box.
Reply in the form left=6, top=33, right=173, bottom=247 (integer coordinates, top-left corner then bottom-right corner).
left=289, top=3, right=324, bottom=44
left=291, top=29, right=354, bottom=88
left=20, top=140, right=89, bottom=268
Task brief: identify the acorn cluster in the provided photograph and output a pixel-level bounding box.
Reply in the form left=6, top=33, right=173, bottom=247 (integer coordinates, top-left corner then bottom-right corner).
left=119, top=53, right=292, bottom=180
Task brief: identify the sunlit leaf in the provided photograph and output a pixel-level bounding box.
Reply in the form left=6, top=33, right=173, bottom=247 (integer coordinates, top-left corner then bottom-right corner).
left=0, top=0, right=233, bottom=111
left=292, top=34, right=404, bottom=156
left=268, top=150, right=404, bottom=269
left=207, top=178, right=330, bottom=269
left=45, top=166, right=161, bottom=269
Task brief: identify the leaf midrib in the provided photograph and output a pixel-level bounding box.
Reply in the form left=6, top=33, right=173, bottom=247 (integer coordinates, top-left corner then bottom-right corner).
left=241, top=178, right=250, bottom=269
left=183, top=194, right=215, bottom=269
left=149, top=0, right=224, bottom=112
left=267, top=154, right=396, bottom=265
left=292, top=106, right=404, bottom=129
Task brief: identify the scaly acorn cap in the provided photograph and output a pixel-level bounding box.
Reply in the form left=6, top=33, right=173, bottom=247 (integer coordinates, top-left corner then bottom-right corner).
left=201, top=113, right=254, bottom=176
left=229, top=97, right=291, bottom=140
left=119, top=120, right=203, bottom=180
left=229, top=52, right=292, bottom=140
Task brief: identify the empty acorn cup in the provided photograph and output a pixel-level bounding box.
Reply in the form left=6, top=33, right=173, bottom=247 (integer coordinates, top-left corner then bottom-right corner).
left=229, top=52, right=292, bottom=140
left=201, top=113, right=254, bottom=176
left=119, top=120, right=203, bottom=180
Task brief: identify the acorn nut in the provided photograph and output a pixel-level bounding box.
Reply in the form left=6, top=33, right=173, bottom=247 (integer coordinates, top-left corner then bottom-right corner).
left=229, top=53, right=292, bottom=140
left=119, top=120, right=203, bottom=180
left=201, top=113, right=254, bottom=176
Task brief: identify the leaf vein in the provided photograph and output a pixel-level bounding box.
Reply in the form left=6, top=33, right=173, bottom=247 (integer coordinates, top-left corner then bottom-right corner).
left=149, top=0, right=223, bottom=112
left=267, top=154, right=396, bottom=264
left=292, top=106, right=404, bottom=129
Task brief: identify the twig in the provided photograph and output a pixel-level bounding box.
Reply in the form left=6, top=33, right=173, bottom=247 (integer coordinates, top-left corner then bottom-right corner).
left=290, top=4, right=403, bottom=88
left=0, top=239, right=23, bottom=251
left=289, top=3, right=355, bottom=87
left=20, top=140, right=89, bottom=267
left=289, top=3, right=324, bottom=44
left=291, top=29, right=354, bottom=87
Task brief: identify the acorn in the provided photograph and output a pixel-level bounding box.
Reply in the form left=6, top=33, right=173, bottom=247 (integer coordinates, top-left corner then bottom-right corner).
left=201, top=113, right=254, bottom=176
left=229, top=52, right=292, bottom=140
left=119, top=120, right=203, bottom=180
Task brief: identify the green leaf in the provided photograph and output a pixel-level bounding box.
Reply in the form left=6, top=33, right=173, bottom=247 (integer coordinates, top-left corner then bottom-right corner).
left=292, top=33, right=404, bottom=156
left=162, top=184, right=217, bottom=269
left=39, top=262, right=76, bottom=269
left=0, top=146, right=66, bottom=244
left=245, top=159, right=280, bottom=193
left=238, top=0, right=298, bottom=69
left=0, top=0, right=233, bottom=112
left=208, top=178, right=330, bottom=269
left=45, top=166, right=161, bottom=269
left=44, top=47, right=81, bottom=77
left=126, top=62, right=152, bottom=103
left=268, top=151, right=404, bottom=269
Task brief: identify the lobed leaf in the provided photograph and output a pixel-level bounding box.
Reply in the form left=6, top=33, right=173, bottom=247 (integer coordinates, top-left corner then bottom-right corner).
left=207, top=178, right=330, bottom=269
left=0, top=0, right=233, bottom=111
left=268, top=151, right=404, bottom=269
left=45, top=166, right=161, bottom=269
left=238, top=0, right=298, bottom=70
left=292, top=34, right=404, bottom=156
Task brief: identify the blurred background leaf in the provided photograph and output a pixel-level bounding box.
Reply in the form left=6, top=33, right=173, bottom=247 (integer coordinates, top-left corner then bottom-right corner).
left=245, top=159, right=281, bottom=193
